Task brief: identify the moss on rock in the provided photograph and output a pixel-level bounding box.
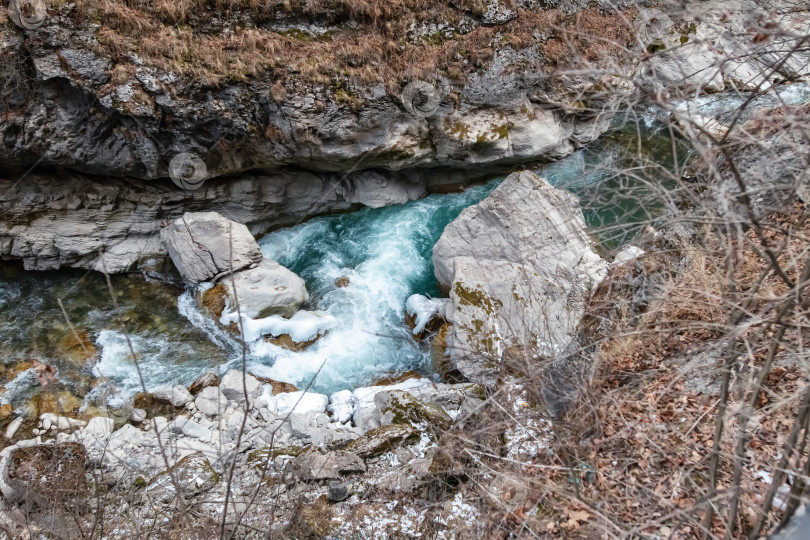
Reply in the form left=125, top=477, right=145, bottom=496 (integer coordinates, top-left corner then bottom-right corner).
left=344, top=424, right=420, bottom=458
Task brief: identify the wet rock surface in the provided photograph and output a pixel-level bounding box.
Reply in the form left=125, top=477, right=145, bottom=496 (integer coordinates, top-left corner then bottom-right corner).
left=216, top=259, right=309, bottom=319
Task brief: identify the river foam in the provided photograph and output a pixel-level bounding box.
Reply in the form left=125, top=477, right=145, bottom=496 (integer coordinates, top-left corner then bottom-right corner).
left=220, top=182, right=497, bottom=394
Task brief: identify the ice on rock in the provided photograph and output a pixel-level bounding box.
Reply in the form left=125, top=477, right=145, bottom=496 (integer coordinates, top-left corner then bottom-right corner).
left=221, top=310, right=335, bottom=343
left=405, top=294, right=448, bottom=335
left=328, top=390, right=357, bottom=424
left=274, top=391, right=329, bottom=417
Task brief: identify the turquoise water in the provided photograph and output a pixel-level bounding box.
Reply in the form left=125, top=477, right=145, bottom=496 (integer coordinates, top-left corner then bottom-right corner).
left=0, top=123, right=700, bottom=403
left=0, top=268, right=226, bottom=407
left=3, top=82, right=807, bottom=407
left=229, top=183, right=499, bottom=392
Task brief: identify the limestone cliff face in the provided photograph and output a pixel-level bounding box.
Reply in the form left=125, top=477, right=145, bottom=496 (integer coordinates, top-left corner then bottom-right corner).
left=1, top=0, right=808, bottom=272
left=0, top=1, right=622, bottom=180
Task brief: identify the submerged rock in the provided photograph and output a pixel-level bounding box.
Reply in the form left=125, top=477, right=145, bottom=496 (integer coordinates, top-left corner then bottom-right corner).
left=160, top=212, right=262, bottom=283
left=249, top=375, right=298, bottom=395
left=432, top=171, right=607, bottom=386
left=57, top=331, right=98, bottom=366
left=265, top=333, right=320, bottom=351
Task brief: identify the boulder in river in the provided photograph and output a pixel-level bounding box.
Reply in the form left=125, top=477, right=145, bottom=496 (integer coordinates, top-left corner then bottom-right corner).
left=160, top=211, right=262, bottom=283
left=212, top=259, right=309, bottom=320
left=432, top=171, right=608, bottom=386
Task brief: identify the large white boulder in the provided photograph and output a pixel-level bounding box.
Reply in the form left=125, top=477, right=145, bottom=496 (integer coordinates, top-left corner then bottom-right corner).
left=160, top=211, right=262, bottom=283
left=273, top=391, right=329, bottom=417
left=432, top=171, right=607, bottom=386
left=218, top=259, right=309, bottom=319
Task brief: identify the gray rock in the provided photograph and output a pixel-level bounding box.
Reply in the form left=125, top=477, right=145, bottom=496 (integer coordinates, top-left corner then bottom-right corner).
left=152, top=384, right=194, bottom=408
left=81, top=417, right=115, bottom=441
left=219, top=370, right=262, bottom=403
left=480, top=0, right=517, bottom=26
left=160, top=212, right=262, bottom=283
left=344, top=424, right=420, bottom=458
left=375, top=391, right=453, bottom=430
left=60, top=48, right=111, bottom=85
left=405, top=382, right=486, bottom=417
left=167, top=418, right=212, bottom=441
left=147, top=452, right=219, bottom=504
left=614, top=246, right=645, bottom=264
left=375, top=457, right=433, bottom=495
left=188, top=370, right=219, bottom=395
left=635, top=4, right=810, bottom=94
left=432, top=171, right=607, bottom=386
left=0, top=171, right=354, bottom=273
left=291, top=451, right=366, bottom=481
left=433, top=171, right=604, bottom=290
left=195, top=386, right=228, bottom=416
left=130, top=408, right=147, bottom=423
left=352, top=406, right=381, bottom=432
left=327, top=481, right=352, bottom=502
left=336, top=170, right=425, bottom=209
left=218, top=259, right=308, bottom=319
left=4, top=417, right=22, bottom=440
left=275, top=391, right=330, bottom=417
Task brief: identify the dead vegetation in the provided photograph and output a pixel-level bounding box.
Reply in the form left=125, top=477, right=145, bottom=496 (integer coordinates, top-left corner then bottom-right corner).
left=444, top=104, right=810, bottom=538
left=52, top=0, right=636, bottom=88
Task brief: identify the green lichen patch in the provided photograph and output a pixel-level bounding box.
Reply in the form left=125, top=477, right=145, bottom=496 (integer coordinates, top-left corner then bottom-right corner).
left=444, top=119, right=471, bottom=140
left=344, top=424, right=420, bottom=458
left=247, top=445, right=306, bottom=466
left=454, top=282, right=503, bottom=313
left=381, top=391, right=453, bottom=430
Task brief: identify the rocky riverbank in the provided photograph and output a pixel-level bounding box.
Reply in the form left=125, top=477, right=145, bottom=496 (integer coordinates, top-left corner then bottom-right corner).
left=1, top=0, right=810, bottom=537
left=0, top=167, right=634, bottom=536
